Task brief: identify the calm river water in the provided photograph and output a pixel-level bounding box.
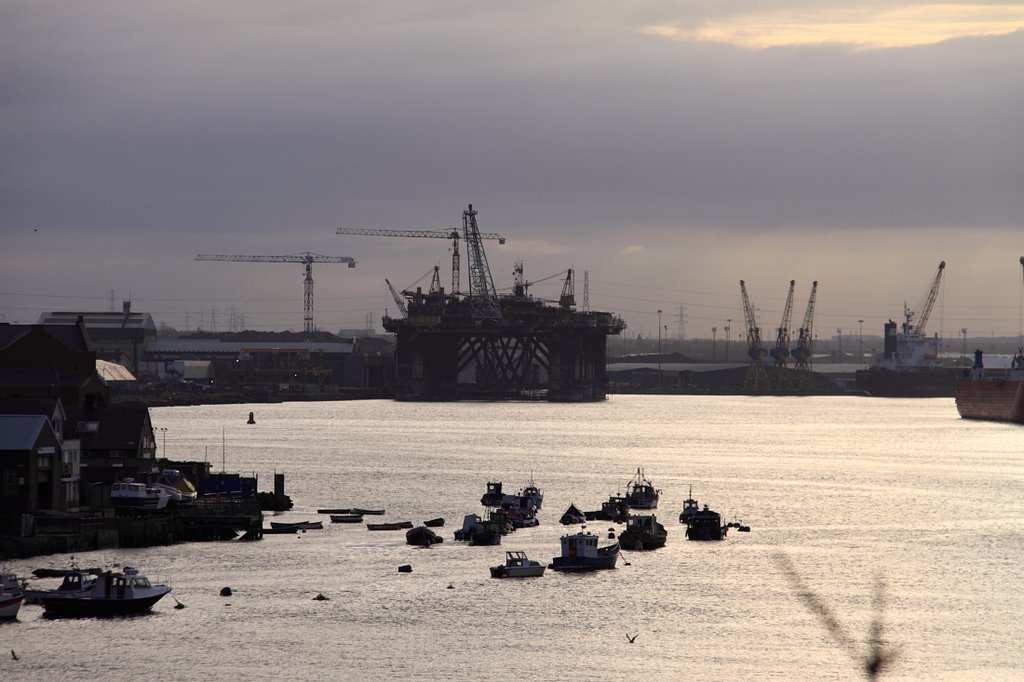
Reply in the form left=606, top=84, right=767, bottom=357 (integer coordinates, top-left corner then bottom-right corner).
left=3, top=395, right=1022, bottom=681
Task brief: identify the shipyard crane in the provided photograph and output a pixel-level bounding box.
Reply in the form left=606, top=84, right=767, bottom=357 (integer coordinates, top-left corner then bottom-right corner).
left=336, top=223, right=505, bottom=296
left=462, top=204, right=502, bottom=321
left=740, top=280, right=769, bottom=391
left=194, top=252, right=356, bottom=333
left=385, top=278, right=407, bottom=317
left=791, top=281, right=818, bottom=391
left=903, top=261, right=945, bottom=336
left=769, top=280, right=796, bottom=390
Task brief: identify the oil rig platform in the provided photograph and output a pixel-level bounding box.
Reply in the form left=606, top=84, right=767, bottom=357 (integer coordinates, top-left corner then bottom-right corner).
left=364, top=205, right=625, bottom=401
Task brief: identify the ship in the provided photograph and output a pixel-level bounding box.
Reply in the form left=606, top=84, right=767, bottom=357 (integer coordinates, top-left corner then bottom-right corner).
left=855, top=261, right=957, bottom=397
left=955, top=258, right=1024, bottom=423
left=955, top=349, right=1024, bottom=423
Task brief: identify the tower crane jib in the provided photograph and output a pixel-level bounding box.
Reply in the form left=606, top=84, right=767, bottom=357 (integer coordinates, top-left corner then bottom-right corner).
left=194, top=252, right=356, bottom=334
left=904, top=261, right=945, bottom=336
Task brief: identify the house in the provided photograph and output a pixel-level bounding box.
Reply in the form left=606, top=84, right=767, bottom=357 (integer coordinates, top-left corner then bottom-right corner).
left=0, top=414, right=62, bottom=516
left=64, top=405, right=157, bottom=509
left=0, top=397, right=80, bottom=514
left=0, top=321, right=109, bottom=408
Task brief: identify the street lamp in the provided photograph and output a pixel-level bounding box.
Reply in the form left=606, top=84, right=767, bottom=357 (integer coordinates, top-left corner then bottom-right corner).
left=712, top=326, right=717, bottom=361
left=837, top=328, right=843, bottom=362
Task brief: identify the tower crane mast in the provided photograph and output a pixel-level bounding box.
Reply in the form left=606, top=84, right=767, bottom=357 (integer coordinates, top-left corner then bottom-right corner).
left=194, top=252, right=356, bottom=333
left=740, top=280, right=769, bottom=391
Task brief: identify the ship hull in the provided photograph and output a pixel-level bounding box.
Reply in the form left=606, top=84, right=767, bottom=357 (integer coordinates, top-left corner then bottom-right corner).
left=954, top=377, right=1024, bottom=423
left=855, top=367, right=958, bottom=398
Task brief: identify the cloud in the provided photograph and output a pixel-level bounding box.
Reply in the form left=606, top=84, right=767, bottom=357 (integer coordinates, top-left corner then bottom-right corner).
left=641, top=4, right=1024, bottom=49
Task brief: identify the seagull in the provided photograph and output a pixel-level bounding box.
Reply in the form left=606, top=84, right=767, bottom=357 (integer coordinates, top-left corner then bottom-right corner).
left=626, top=633, right=638, bottom=644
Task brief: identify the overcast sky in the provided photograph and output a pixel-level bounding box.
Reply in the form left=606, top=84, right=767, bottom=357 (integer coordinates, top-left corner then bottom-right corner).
left=2, top=2, right=1022, bottom=343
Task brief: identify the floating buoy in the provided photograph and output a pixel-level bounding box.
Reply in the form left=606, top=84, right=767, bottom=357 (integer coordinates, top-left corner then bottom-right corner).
left=447, top=582, right=454, bottom=589
left=220, top=587, right=232, bottom=597
left=313, top=593, right=330, bottom=601
left=173, top=597, right=186, bottom=609
left=398, top=564, right=412, bottom=573
left=247, top=412, right=255, bottom=424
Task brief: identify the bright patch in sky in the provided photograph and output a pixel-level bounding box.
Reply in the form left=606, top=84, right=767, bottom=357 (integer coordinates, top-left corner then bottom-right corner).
left=643, top=4, right=1024, bottom=49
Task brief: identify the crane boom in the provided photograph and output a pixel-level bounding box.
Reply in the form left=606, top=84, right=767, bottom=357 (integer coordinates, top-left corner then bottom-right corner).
left=336, top=226, right=505, bottom=295
left=740, top=280, right=769, bottom=391
left=904, top=260, right=945, bottom=336
left=385, top=278, right=408, bottom=317
left=194, top=252, right=356, bottom=333
left=771, top=280, right=796, bottom=363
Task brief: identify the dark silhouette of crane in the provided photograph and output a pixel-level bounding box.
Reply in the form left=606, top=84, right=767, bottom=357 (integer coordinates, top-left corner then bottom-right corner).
left=336, top=217, right=505, bottom=296
left=740, top=280, right=769, bottom=391
left=770, top=280, right=796, bottom=390
left=194, top=252, right=356, bottom=333
left=792, top=281, right=818, bottom=391
left=902, top=261, right=945, bottom=338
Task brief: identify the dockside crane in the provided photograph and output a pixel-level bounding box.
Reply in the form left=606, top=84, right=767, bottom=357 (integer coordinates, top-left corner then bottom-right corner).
left=769, top=280, right=796, bottom=390
left=194, top=252, right=356, bottom=333
left=903, top=261, right=946, bottom=337
left=791, top=281, right=818, bottom=391
left=336, top=223, right=505, bottom=296
left=740, top=280, right=769, bottom=391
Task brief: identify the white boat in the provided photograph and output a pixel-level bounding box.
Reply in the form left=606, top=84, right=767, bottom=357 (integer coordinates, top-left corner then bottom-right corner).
left=38, top=566, right=172, bottom=618
left=0, top=568, right=25, bottom=619
left=111, top=479, right=171, bottom=510
left=490, top=550, right=546, bottom=578
left=153, top=469, right=198, bottom=502
left=548, top=531, right=619, bottom=572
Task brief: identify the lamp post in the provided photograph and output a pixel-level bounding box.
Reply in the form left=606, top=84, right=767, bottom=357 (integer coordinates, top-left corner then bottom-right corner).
left=837, top=328, right=843, bottom=362
left=725, top=319, right=731, bottom=362
left=712, top=326, right=717, bottom=361
left=657, top=309, right=663, bottom=389
left=961, top=328, right=967, bottom=361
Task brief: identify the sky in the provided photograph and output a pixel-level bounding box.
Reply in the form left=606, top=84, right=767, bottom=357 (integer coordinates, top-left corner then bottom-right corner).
left=2, top=1, right=1023, bottom=344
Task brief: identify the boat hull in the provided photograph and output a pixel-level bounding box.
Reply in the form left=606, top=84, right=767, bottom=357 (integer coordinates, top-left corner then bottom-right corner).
left=619, top=530, right=666, bottom=550
left=40, top=589, right=170, bottom=618
left=954, top=377, right=1024, bottom=423
left=0, top=593, right=24, bottom=619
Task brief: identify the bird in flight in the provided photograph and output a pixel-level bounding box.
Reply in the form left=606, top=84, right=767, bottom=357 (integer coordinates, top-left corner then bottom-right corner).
left=626, top=633, right=638, bottom=643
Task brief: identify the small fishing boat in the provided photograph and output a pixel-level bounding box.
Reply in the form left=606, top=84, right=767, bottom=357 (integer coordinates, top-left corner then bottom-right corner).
left=452, top=513, right=504, bottom=545
left=490, top=550, right=546, bottom=578
left=110, top=479, right=171, bottom=511
left=686, top=505, right=727, bottom=541
left=367, top=521, right=414, bottom=531
left=589, top=495, right=629, bottom=522
left=37, top=566, right=171, bottom=618
left=269, top=520, right=323, bottom=530
left=679, top=485, right=700, bottom=525
left=406, top=526, right=443, bottom=546
left=548, top=531, right=619, bottom=572
left=480, top=476, right=543, bottom=512
left=330, top=514, right=364, bottom=523
left=1, top=569, right=25, bottom=619
left=423, top=517, right=445, bottom=528
left=317, top=508, right=353, bottom=514
left=618, top=514, right=668, bottom=551
left=351, top=508, right=386, bottom=516
left=624, top=468, right=660, bottom=509
left=559, top=503, right=586, bottom=525
left=262, top=526, right=298, bottom=534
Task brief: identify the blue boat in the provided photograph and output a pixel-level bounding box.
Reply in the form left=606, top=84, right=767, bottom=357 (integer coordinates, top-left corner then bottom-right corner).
left=548, top=531, right=619, bottom=572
